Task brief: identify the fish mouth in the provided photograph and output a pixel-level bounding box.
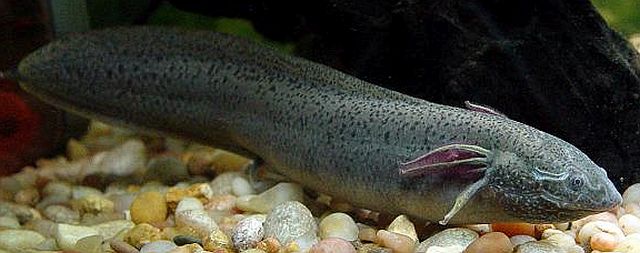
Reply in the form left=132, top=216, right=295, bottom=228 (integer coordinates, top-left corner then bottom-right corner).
left=565, top=192, right=621, bottom=213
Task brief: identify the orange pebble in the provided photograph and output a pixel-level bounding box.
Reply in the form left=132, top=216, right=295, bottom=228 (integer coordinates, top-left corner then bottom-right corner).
left=590, top=232, right=619, bottom=251
left=491, top=223, right=535, bottom=237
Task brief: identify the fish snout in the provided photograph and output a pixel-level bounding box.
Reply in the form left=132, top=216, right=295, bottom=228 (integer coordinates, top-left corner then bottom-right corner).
left=592, top=179, right=622, bottom=211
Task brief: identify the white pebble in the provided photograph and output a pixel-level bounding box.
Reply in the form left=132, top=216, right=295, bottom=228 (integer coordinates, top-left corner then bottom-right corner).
left=55, top=223, right=101, bottom=250
left=210, top=172, right=243, bottom=195
left=264, top=201, right=318, bottom=247
left=236, top=183, right=304, bottom=213
left=140, top=240, right=177, bottom=253
left=623, top=183, right=640, bottom=206
left=175, top=209, right=218, bottom=238
left=425, top=245, right=465, bottom=253
left=95, top=139, right=147, bottom=176
left=232, top=177, right=255, bottom=196
left=578, top=221, right=624, bottom=245
left=319, top=212, right=359, bottom=241
left=232, top=215, right=265, bottom=251
left=387, top=215, right=417, bottom=242
left=542, top=229, right=577, bottom=250
left=175, top=197, right=204, bottom=213
left=415, top=228, right=478, bottom=252
left=620, top=214, right=640, bottom=235
left=510, top=235, right=536, bottom=246
left=615, top=233, right=640, bottom=252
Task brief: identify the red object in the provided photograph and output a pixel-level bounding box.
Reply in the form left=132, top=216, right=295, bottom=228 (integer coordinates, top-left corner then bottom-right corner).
left=0, top=79, right=42, bottom=175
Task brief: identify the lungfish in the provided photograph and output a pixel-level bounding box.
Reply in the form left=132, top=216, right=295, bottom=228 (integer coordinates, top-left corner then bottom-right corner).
left=10, top=26, right=622, bottom=224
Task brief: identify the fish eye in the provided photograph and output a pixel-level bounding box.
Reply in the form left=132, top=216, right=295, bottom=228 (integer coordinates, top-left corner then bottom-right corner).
left=569, top=176, right=584, bottom=190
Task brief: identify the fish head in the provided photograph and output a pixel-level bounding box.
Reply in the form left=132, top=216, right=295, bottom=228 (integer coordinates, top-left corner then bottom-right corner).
left=488, top=131, right=622, bottom=223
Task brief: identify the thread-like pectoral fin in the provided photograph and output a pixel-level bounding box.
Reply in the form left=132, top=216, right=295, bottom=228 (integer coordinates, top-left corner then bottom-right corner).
left=440, top=176, right=489, bottom=225
left=464, top=101, right=507, bottom=117
left=245, top=159, right=288, bottom=192
left=399, top=143, right=491, bottom=177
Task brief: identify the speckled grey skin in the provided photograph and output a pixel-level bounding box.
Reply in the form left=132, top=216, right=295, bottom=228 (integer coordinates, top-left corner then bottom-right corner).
left=16, top=26, right=621, bottom=224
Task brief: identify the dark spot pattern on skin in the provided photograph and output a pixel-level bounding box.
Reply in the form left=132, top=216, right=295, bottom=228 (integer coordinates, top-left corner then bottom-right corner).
left=17, top=26, right=621, bottom=224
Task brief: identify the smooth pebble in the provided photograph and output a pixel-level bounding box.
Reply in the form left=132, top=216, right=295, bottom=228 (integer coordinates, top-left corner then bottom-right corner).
left=615, top=233, right=640, bottom=252
left=319, top=212, right=359, bottom=241
left=386, top=215, right=417, bottom=242
left=93, top=220, right=135, bottom=241
left=173, top=234, right=202, bottom=246
left=375, top=230, right=415, bottom=253
left=236, top=183, right=304, bottom=214
left=130, top=191, right=167, bottom=224
left=623, top=183, right=640, bottom=206
left=515, top=241, right=564, bottom=253
left=620, top=214, right=640, bottom=235
left=175, top=209, right=218, bottom=238
left=43, top=205, right=80, bottom=224
left=92, top=139, right=147, bottom=177
left=415, top=228, right=478, bottom=252
left=209, top=172, right=242, bottom=196
left=510, top=235, right=536, bottom=246
left=56, top=223, right=101, bottom=250
left=540, top=229, right=576, bottom=250
left=232, top=177, right=255, bottom=196
left=110, top=239, right=141, bottom=253
left=264, top=201, right=318, bottom=246
left=74, top=234, right=103, bottom=253
left=0, top=229, right=46, bottom=251
left=175, top=197, right=204, bottom=213
left=0, top=216, right=19, bottom=229
left=463, top=232, right=512, bottom=253
left=309, top=238, right=356, bottom=253
left=140, top=240, right=177, bottom=253
left=577, top=220, right=624, bottom=247
left=590, top=232, right=619, bottom=251
left=425, top=245, right=465, bottom=253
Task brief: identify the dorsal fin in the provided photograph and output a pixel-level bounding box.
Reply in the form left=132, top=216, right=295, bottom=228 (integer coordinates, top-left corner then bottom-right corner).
left=464, top=101, right=507, bottom=117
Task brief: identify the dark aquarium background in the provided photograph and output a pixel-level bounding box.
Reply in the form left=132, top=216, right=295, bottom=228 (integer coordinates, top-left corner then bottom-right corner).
left=1, top=0, right=640, bottom=191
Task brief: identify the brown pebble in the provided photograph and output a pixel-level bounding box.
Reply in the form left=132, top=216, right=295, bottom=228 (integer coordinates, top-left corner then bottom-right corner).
left=130, top=191, right=167, bottom=224
left=109, top=239, right=140, bottom=253
left=463, top=232, right=513, bottom=253
left=256, top=237, right=281, bottom=253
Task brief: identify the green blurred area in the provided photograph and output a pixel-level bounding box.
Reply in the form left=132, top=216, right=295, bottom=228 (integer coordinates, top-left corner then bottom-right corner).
left=592, top=0, right=640, bottom=36
left=147, top=3, right=295, bottom=53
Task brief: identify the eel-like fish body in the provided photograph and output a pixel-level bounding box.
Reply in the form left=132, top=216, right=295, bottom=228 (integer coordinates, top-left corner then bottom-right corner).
left=14, top=26, right=622, bottom=224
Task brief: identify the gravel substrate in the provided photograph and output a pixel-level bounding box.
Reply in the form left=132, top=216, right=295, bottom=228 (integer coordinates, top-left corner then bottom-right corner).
left=0, top=121, right=638, bottom=253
